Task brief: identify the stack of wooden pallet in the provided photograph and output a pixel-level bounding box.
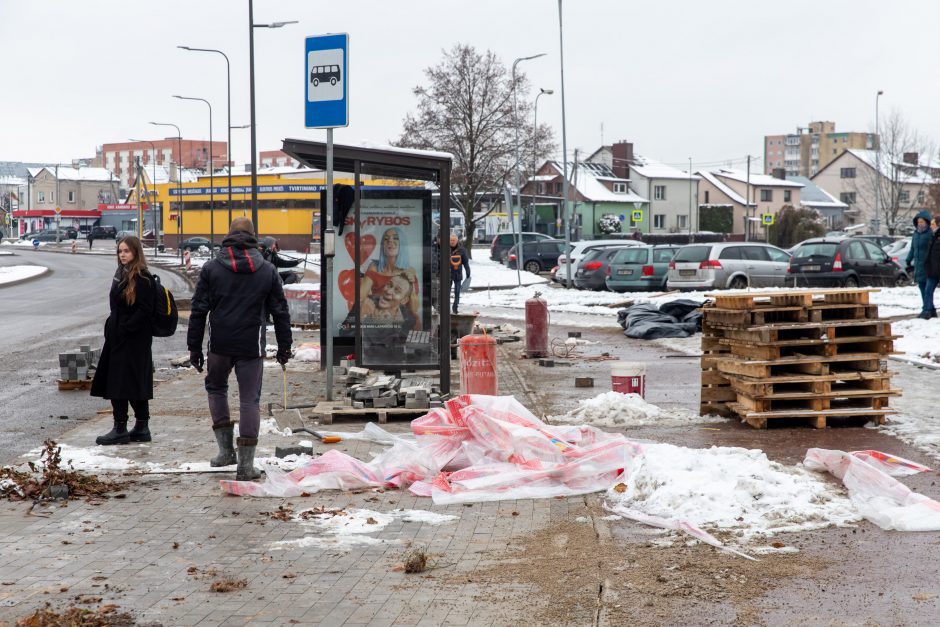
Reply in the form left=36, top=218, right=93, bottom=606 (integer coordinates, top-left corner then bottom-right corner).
left=700, top=288, right=899, bottom=429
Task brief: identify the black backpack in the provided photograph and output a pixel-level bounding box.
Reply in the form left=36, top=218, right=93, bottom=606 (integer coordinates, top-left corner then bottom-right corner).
left=151, top=273, right=179, bottom=337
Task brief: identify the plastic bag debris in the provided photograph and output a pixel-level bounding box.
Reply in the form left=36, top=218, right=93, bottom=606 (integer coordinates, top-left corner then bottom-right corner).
left=804, top=448, right=940, bottom=532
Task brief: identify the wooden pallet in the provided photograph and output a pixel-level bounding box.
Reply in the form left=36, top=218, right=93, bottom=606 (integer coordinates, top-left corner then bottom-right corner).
left=732, top=389, right=897, bottom=413
left=726, top=371, right=894, bottom=397
left=706, top=288, right=876, bottom=310
left=727, top=403, right=893, bottom=429
left=704, top=304, right=879, bottom=327
left=57, top=379, right=92, bottom=391
left=716, top=352, right=885, bottom=378
left=718, top=338, right=896, bottom=360
left=706, top=320, right=893, bottom=344
left=309, top=402, right=431, bottom=425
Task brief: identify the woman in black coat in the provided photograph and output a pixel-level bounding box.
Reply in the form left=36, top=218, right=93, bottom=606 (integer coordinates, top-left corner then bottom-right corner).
left=90, top=235, right=156, bottom=445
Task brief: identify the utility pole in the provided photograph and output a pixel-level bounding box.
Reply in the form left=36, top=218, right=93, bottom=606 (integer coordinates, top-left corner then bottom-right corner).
left=557, top=0, right=572, bottom=289
left=745, top=155, right=751, bottom=241
left=874, top=90, right=884, bottom=235
left=688, top=157, right=693, bottom=242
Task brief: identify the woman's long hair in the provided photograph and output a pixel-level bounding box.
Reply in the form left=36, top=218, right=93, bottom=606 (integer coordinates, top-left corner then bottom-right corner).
left=377, top=227, right=409, bottom=273
left=117, top=235, right=149, bottom=305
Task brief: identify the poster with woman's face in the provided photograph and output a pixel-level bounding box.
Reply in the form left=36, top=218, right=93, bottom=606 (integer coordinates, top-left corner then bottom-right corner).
left=329, top=190, right=433, bottom=367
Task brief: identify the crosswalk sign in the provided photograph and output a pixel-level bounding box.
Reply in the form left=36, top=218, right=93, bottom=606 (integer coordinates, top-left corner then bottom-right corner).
left=631, top=210, right=643, bottom=222
left=761, top=213, right=774, bottom=226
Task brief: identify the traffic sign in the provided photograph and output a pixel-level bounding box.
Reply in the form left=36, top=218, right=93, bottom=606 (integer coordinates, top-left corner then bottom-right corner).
left=632, top=210, right=644, bottom=222
left=761, top=213, right=774, bottom=226
left=305, top=33, right=349, bottom=129
left=55, top=206, right=61, bottom=215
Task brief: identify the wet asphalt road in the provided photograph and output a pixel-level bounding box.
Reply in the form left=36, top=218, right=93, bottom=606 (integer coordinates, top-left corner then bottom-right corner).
left=0, top=249, right=191, bottom=464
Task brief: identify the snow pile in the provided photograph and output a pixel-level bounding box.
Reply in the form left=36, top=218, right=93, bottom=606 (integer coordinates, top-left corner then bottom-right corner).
left=876, top=413, right=940, bottom=462
left=272, top=507, right=457, bottom=550
left=891, top=318, right=940, bottom=366
left=292, top=343, right=321, bottom=362
left=0, top=265, right=48, bottom=285
left=869, top=285, right=922, bottom=317
left=606, top=443, right=861, bottom=542
left=552, top=392, right=722, bottom=428
left=23, top=443, right=137, bottom=472
left=468, top=250, right=547, bottom=289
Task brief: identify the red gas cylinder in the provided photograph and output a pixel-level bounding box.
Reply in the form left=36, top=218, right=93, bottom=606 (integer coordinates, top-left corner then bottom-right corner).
left=459, top=334, right=498, bottom=395
left=525, top=292, right=549, bottom=358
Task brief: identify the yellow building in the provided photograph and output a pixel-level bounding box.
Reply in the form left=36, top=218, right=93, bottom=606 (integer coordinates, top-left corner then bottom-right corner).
left=154, top=168, right=420, bottom=250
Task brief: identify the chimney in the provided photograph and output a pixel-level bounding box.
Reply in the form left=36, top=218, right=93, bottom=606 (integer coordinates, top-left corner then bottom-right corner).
left=903, top=152, right=919, bottom=165
left=772, top=167, right=786, bottom=180
left=611, top=141, right=633, bottom=179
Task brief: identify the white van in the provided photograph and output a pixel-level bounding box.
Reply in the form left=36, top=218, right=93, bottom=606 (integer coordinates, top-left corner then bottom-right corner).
left=554, top=238, right=645, bottom=286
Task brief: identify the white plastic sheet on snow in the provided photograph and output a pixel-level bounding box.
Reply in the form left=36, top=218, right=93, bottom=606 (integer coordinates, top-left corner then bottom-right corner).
left=551, top=391, right=724, bottom=428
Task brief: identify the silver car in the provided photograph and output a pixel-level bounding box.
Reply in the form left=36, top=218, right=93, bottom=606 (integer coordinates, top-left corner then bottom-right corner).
left=666, top=242, right=791, bottom=290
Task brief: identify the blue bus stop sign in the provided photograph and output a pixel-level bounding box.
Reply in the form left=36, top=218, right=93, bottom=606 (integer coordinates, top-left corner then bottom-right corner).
left=305, top=33, right=349, bottom=129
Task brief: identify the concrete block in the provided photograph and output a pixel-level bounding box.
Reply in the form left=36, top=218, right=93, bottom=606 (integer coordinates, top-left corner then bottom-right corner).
left=404, top=398, right=430, bottom=410
left=575, top=377, right=594, bottom=388
left=353, top=401, right=364, bottom=409
left=347, top=366, right=370, bottom=379
left=568, top=331, right=582, bottom=339
left=275, top=445, right=313, bottom=458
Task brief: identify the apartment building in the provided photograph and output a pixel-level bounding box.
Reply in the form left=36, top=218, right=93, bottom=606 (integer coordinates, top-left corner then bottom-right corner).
left=100, top=138, right=227, bottom=191
left=764, top=121, right=877, bottom=177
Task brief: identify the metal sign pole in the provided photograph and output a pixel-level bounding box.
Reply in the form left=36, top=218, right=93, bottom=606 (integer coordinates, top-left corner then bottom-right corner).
left=325, top=128, right=334, bottom=400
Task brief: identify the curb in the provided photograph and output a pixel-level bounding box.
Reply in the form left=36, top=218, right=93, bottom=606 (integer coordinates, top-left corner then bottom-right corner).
left=0, top=265, right=52, bottom=289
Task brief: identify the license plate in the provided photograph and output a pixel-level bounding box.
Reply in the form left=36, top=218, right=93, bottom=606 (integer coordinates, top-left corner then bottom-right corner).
left=802, top=265, right=821, bottom=272
left=617, top=269, right=634, bottom=276
left=679, top=269, right=696, bottom=277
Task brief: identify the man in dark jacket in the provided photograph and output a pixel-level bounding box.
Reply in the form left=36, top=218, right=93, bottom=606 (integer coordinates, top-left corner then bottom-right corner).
left=188, top=217, right=292, bottom=480
left=906, top=210, right=933, bottom=318
left=260, top=236, right=302, bottom=284
left=449, top=233, right=471, bottom=314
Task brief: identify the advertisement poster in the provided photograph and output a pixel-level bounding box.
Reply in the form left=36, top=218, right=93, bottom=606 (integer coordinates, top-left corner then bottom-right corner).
left=327, top=190, right=433, bottom=368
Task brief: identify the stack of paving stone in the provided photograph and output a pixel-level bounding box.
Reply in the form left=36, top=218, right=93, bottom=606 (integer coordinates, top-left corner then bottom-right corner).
left=58, top=345, right=100, bottom=382
left=700, top=288, right=899, bottom=429
left=333, top=364, right=442, bottom=410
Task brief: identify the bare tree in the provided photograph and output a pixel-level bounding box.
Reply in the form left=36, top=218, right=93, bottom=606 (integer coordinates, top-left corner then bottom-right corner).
left=856, top=110, right=934, bottom=234
left=396, top=44, right=555, bottom=246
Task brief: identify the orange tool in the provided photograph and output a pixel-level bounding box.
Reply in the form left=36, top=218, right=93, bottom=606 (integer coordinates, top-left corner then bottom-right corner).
left=291, top=427, right=342, bottom=444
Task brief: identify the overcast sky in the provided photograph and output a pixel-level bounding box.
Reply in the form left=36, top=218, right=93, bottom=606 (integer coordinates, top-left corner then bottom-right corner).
left=1, top=0, right=936, bottom=171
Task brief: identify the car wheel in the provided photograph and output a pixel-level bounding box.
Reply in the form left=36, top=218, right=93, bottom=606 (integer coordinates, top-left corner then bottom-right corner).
left=895, top=273, right=911, bottom=287
left=728, top=276, right=748, bottom=290
left=524, top=260, right=541, bottom=274
left=844, top=276, right=859, bottom=288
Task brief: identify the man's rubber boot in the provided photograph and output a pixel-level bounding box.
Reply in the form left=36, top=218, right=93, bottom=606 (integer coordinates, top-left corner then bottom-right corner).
left=128, top=419, right=152, bottom=443
left=235, top=437, right=262, bottom=480
left=210, top=423, right=237, bottom=467
left=96, top=420, right=130, bottom=445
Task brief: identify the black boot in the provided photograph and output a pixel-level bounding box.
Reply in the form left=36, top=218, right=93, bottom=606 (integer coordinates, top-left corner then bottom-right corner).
left=128, top=419, right=151, bottom=442
left=236, top=437, right=262, bottom=481
left=211, top=423, right=237, bottom=467
left=96, top=420, right=130, bottom=445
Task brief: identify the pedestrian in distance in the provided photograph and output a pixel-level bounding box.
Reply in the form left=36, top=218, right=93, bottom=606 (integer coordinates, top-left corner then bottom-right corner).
left=88, top=232, right=95, bottom=250
left=188, top=217, right=293, bottom=481
left=907, top=210, right=934, bottom=319
left=449, top=233, right=470, bottom=314
left=90, top=235, right=156, bottom=445
left=923, top=216, right=940, bottom=318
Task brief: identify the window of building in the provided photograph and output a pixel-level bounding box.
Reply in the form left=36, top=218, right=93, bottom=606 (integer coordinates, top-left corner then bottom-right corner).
left=784, top=190, right=791, bottom=202
left=677, top=215, right=688, bottom=229
left=840, top=192, right=856, bottom=204
left=899, top=191, right=910, bottom=203
left=50, top=191, right=54, bottom=203
left=38, top=191, right=45, bottom=203
left=918, top=191, right=926, bottom=204
left=704, top=190, right=710, bottom=203
left=554, top=182, right=562, bottom=194
left=613, top=182, right=627, bottom=193
left=68, top=191, right=75, bottom=203
left=840, top=167, right=856, bottom=178
left=760, top=189, right=773, bottom=202
left=653, top=214, right=665, bottom=229
left=654, top=185, right=666, bottom=200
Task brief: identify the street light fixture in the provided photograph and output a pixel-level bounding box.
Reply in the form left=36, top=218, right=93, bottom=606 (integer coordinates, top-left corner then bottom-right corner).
left=178, top=46, right=234, bottom=226
left=128, top=137, right=159, bottom=254
left=875, top=89, right=884, bottom=235
left=173, top=95, right=215, bottom=246
left=511, top=53, right=546, bottom=287
left=532, top=88, right=554, bottom=221
left=249, top=0, right=297, bottom=230
left=149, top=121, right=183, bottom=259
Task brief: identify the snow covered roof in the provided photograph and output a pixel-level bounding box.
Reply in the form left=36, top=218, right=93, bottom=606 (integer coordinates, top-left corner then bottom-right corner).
left=547, top=161, right=648, bottom=204
left=528, top=174, right=557, bottom=182
left=256, top=165, right=321, bottom=176
left=630, top=155, right=701, bottom=181
left=0, top=175, right=27, bottom=186
left=709, top=168, right=803, bottom=188
left=29, top=166, right=114, bottom=182
left=696, top=170, right=751, bottom=206
left=788, top=176, right=847, bottom=209
left=838, top=149, right=938, bottom=185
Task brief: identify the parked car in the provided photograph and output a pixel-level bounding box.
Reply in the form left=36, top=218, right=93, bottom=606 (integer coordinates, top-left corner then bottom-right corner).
left=506, top=239, right=568, bottom=273
left=850, top=234, right=898, bottom=249
left=490, top=232, right=555, bottom=262
left=606, top=245, right=680, bottom=292
left=554, top=239, right=645, bottom=286
left=89, top=225, right=117, bottom=239
left=179, top=236, right=219, bottom=253
left=571, top=245, right=650, bottom=291
left=787, top=237, right=905, bottom=288
left=667, top=242, right=792, bottom=290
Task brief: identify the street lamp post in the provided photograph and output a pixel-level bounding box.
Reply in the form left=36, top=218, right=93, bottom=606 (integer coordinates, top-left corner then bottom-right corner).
left=532, top=87, right=553, bottom=234
left=248, top=0, right=297, bottom=230
left=557, top=0, right=572, bottom=288
left=511, top=53, right=546, bottom=286
left=688, top=157, right=693, bottom=242
left=174, top=95, right=215, bottom=245
left=179, top=46, right=233, bottom=227
left=129, top=138, right=159, bottom=255
left=149, top=121, right=183, bottom=259
left=875, top=89, right=884, bottom=235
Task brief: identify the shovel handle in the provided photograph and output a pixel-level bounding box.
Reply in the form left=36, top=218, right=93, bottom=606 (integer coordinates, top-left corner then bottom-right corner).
left=321, top=436, right=342, bottom=444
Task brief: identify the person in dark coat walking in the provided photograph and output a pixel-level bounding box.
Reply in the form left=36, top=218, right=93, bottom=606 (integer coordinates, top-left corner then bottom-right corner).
left=907, top=210, right=934, bottom=318
left=90, top=235, right=156, bottom=445
left=448, top=233, right=471, bottom=314
left=923, top=216, right=940, bottom=318
left=188, top=217, right=293, bottom=481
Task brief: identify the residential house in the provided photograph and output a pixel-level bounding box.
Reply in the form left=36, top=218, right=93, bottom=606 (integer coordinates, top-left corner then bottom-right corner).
left=787, top=176, right=850, bottom=230
left=16, top=166, right=116, bottom=235
left=812, top=149, right=938, bottom=234
left=697, top=168, right=803, bottom=238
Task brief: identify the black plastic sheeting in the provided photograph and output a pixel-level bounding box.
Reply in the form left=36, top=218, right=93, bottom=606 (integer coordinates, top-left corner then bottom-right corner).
left=616, top=299, right=704, bottom=340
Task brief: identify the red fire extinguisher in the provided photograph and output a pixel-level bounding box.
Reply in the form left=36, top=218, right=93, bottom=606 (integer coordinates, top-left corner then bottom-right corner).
left=525, top=292, right=549, bottom=358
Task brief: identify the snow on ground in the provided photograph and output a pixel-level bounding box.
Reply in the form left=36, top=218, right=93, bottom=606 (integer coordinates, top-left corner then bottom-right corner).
left=876, top=413, right=940, bottom=463
left=272, top=507, right=458, bottom=550
left=891, top=318, right=940, bottom=366
left=23, top=443, right=137, bottom=472
left=0, top=265, right=47, bottom=285
left=468, top=248, right=547, bottom=289
left=550, top=392, right=723, bottom=427
left=607, top=442, right=861, bottom=543
left=0, top=240, right=45, bottom=248
left=650, top=335, right=703, bottom=356
left=0, top=250, right=13, bottom=256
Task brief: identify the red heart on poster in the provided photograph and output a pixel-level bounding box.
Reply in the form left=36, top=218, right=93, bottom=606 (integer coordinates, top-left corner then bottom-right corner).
left=359, top=234, right=376, bottom=265
left=344, top=232, right=356, bottom=261
left=338, top=269, right=356, bottom=305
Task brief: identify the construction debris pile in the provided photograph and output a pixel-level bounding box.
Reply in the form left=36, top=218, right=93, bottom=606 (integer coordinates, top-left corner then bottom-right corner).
left=335, top=363, right=444, bottom=410
left=58, top=344, right=100, bottom=381
left=617, top=299, right=704, bottom=339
